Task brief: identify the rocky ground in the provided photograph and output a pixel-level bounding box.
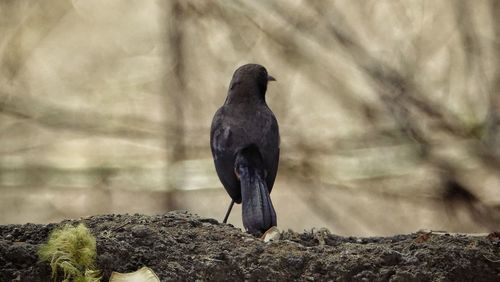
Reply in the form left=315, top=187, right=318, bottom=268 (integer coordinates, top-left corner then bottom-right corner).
left=1, top=211, right=499, bottom=281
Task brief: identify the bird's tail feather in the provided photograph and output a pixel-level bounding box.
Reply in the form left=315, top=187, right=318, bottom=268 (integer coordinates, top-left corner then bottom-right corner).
left=235, top=146, right=277, bottom=235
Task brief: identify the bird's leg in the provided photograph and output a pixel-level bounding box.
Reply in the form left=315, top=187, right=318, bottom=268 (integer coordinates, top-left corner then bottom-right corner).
left=221, top=169, right=240, bottom=224
left=223, top=200, right=235, bottom=224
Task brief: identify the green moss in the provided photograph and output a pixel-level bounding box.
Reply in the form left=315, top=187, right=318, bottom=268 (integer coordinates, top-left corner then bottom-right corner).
left=38, top=223, right=101, bottom=282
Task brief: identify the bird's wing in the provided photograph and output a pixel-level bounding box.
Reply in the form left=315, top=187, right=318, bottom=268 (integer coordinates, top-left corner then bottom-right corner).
left=261, top=112, right=280, bottom=193
left=210, top=107, right=242, bottom=203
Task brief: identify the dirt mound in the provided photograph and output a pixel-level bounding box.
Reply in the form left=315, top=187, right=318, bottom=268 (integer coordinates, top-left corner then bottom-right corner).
left=1, top=211, right=499, bottom=281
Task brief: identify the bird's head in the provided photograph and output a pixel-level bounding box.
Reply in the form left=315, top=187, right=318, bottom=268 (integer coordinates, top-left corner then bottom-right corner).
left=227, top=64, right=275, bottom=104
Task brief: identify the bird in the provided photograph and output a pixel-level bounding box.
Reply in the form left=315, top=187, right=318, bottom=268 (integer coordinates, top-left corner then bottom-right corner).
left=210, top=64, right=280, bottom=235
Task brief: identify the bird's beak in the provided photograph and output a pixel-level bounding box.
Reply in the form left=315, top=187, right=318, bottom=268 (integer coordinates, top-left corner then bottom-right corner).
left=267, top=75, right=276, bottom=82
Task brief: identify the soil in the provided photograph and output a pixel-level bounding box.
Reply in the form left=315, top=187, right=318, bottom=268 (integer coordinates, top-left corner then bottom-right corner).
left=1, top=211, right=499, bottom=282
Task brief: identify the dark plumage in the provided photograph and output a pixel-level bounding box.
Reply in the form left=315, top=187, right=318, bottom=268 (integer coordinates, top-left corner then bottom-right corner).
left=210, top=64, right=280, bottom=235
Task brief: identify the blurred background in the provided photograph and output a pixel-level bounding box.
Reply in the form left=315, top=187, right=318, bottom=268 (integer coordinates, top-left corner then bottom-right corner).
left=1, top=0, right=499, bottom=236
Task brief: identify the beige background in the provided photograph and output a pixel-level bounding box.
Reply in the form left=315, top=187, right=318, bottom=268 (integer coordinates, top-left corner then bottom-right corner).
left=1, top=0, right=499, bottom=235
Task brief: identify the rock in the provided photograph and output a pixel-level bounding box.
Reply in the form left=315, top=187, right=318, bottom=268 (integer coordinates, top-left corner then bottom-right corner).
left=0, top=211, right=499, bottom=281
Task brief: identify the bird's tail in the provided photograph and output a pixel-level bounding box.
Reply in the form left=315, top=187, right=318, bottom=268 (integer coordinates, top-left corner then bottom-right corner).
left=235, top=145, right=277, bottom=235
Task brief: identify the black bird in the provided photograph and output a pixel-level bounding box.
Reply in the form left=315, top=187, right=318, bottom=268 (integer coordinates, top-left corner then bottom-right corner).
left=210, top=64, right=279, bottom=235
